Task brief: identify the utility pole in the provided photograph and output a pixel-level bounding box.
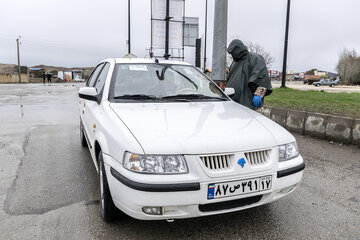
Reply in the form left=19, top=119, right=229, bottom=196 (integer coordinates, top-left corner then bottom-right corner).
left=16, top=36, right=21, bottom=83
left=211, top=0, right=228, bottom=84
left=128, top=0, right=131, bottom=54
left=281, top=0, right=291, bottom=88
left=203, top=0, right=208, bottom=71
left=164, top=0, right=170, bottom=59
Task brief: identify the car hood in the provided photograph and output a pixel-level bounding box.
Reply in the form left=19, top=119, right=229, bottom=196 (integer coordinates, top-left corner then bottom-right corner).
left=109, top=101, right=288, bottom=155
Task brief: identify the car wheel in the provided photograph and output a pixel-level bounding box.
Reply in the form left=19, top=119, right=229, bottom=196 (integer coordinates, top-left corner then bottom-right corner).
left=316, top=84, right=320, bottom=87
left=80, top=122, right=87, bottom=147
left=330, top=84, right=335, bottom=87
left=99, top=151, right=116, bottom=222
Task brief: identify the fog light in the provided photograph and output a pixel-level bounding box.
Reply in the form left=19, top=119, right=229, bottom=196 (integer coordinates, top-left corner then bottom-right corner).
left=142, top=207, right=163, bottom=215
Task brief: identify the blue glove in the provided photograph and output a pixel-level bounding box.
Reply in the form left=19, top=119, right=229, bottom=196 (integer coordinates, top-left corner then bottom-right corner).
left=252, top=95, right=262, bottom=108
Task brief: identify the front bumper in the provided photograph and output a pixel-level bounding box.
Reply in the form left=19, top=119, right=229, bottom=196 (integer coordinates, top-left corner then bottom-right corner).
left=103, top=154, right=304, bottom=220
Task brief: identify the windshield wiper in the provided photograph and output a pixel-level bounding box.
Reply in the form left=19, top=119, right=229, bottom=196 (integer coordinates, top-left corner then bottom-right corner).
left=161, top=94, right=227, bottom=101
left=169, top=68, right=198, bottom=90
left=113, top=94, right=159, bottom=100
left=154, top=65, right=199, bottom=90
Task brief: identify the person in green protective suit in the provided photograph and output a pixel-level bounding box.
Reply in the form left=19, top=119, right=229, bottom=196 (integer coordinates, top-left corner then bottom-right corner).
left=226, top=39, right=272, bottom=110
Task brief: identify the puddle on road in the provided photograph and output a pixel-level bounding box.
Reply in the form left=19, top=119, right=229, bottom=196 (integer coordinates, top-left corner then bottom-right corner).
left=0, top=103, right=78, bottom=126
left=3, top=124, right=99, bottom=215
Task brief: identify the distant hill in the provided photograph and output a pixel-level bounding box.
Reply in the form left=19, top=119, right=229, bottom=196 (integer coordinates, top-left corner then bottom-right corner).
left=30, top=64, right=93, bottom=72
left=29, top=64, right=94, bottom=79
left=0, top=63, right=27, bottom=74
left=0, top=63, right=94, bottom=77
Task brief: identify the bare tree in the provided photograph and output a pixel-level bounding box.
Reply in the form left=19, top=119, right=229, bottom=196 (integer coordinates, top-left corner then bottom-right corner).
left=226, top=37, right=275, bottom=68
left=336, top=48, right=360, bottom=85
left=246, top=42, right=275, bottom=68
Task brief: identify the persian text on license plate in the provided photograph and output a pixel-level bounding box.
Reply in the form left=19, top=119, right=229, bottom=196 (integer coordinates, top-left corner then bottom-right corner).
left=207, top=175, right=272, bottom=199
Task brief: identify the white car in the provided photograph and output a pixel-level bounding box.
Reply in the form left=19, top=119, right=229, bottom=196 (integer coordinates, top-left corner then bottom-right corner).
left=79, top=58, right=305, bottom=222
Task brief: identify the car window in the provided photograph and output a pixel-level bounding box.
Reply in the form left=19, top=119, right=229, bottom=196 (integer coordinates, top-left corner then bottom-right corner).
left=109, top=63, right=228, bottom=101
left=94, top=63, right=110, bottom=93
left=87, top=63, right=104, bottom=87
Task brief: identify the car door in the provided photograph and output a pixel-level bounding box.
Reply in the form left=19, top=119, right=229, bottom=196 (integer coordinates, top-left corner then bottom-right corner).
left=84, top=63, right=111, bottom=152
left=80, top=63, right=104, bottom=149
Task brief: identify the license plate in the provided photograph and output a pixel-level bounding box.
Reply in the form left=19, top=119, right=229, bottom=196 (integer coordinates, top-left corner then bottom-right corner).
left=207, top=175, right=272, bottom=199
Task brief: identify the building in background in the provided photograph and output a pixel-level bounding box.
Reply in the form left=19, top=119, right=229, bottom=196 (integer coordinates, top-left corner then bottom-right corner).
left=29, top=67, right=44, bottom=78
left=72, top=70, right=84, bottom=81
left=268, top=70, right=280, bottom=80
left=64, top=71, right=72, bottom=81
left=0, top=64, right=29, bottom=83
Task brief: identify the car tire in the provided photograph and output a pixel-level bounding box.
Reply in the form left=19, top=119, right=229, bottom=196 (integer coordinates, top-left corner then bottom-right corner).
left=99, top=151, right=116, bottom=222
left=80, top=122, right=87, bottom=147
left=330, top=84, right=335, bottom=87
left=316, top=84, right=320, bottom=87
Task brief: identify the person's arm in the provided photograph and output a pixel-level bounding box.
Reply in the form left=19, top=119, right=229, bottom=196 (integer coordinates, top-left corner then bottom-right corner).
left=254, top=86, right=267, bottom=98
left=247, top=56, right=270, bottom=107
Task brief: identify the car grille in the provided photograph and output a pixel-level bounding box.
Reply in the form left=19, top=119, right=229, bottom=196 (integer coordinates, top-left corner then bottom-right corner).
left=199, top=195, right=263, bottom=212
left=244, top=150, right=270, bottom=166
left=200, top=154, right=233, bottom=171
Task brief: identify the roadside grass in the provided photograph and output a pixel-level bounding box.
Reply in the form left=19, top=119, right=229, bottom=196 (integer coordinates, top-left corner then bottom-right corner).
left=264, top=88, right=360, bottom=118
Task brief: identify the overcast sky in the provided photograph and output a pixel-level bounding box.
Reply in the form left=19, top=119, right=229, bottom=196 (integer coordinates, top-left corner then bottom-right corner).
left=1, top=0, right=359, bottom=72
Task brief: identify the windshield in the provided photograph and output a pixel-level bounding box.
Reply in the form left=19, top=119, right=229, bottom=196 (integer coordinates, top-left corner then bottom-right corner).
left=109, top=63, right=228, bottom=102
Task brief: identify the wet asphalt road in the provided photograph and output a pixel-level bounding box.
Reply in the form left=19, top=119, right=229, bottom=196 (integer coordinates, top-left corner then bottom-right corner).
left=0, top=83, right=359, bottom=240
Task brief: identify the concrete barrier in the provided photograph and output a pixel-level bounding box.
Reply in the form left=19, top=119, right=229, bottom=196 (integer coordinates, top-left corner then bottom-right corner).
left=262, top=107, right=272, bottom=119
left=286, top=110, right=306, bottom=134
left=325, top=116, right=353, bottom=143
left=270, top=107, right=287, bottom=127
left=304, top=113, right=328, bottom=138
left=263, top=106, right=360, bottom=146
left=352, top=120, right=360, bottom=145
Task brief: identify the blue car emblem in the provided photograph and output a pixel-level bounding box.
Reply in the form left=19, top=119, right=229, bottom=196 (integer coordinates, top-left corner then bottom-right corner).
left=237, top=158, right=246, bottom=168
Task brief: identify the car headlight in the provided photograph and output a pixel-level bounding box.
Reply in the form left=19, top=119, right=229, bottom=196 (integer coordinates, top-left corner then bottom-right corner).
left=123, top=152, right=188, bottom=174
left=278, top=142, right=299, bottom=161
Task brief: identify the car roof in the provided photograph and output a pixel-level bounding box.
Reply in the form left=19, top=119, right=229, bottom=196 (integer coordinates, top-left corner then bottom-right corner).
left=110, top=58, right=192, bottom=66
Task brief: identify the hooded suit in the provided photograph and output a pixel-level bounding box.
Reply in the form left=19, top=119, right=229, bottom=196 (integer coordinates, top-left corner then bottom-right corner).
left=226, top=39, right=272, bottom=109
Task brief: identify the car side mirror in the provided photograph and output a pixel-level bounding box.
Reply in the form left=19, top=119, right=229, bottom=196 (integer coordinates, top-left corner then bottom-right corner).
left=224, top=87, right=235, bottom=97
left=79, top=87, right=98, bottom=101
